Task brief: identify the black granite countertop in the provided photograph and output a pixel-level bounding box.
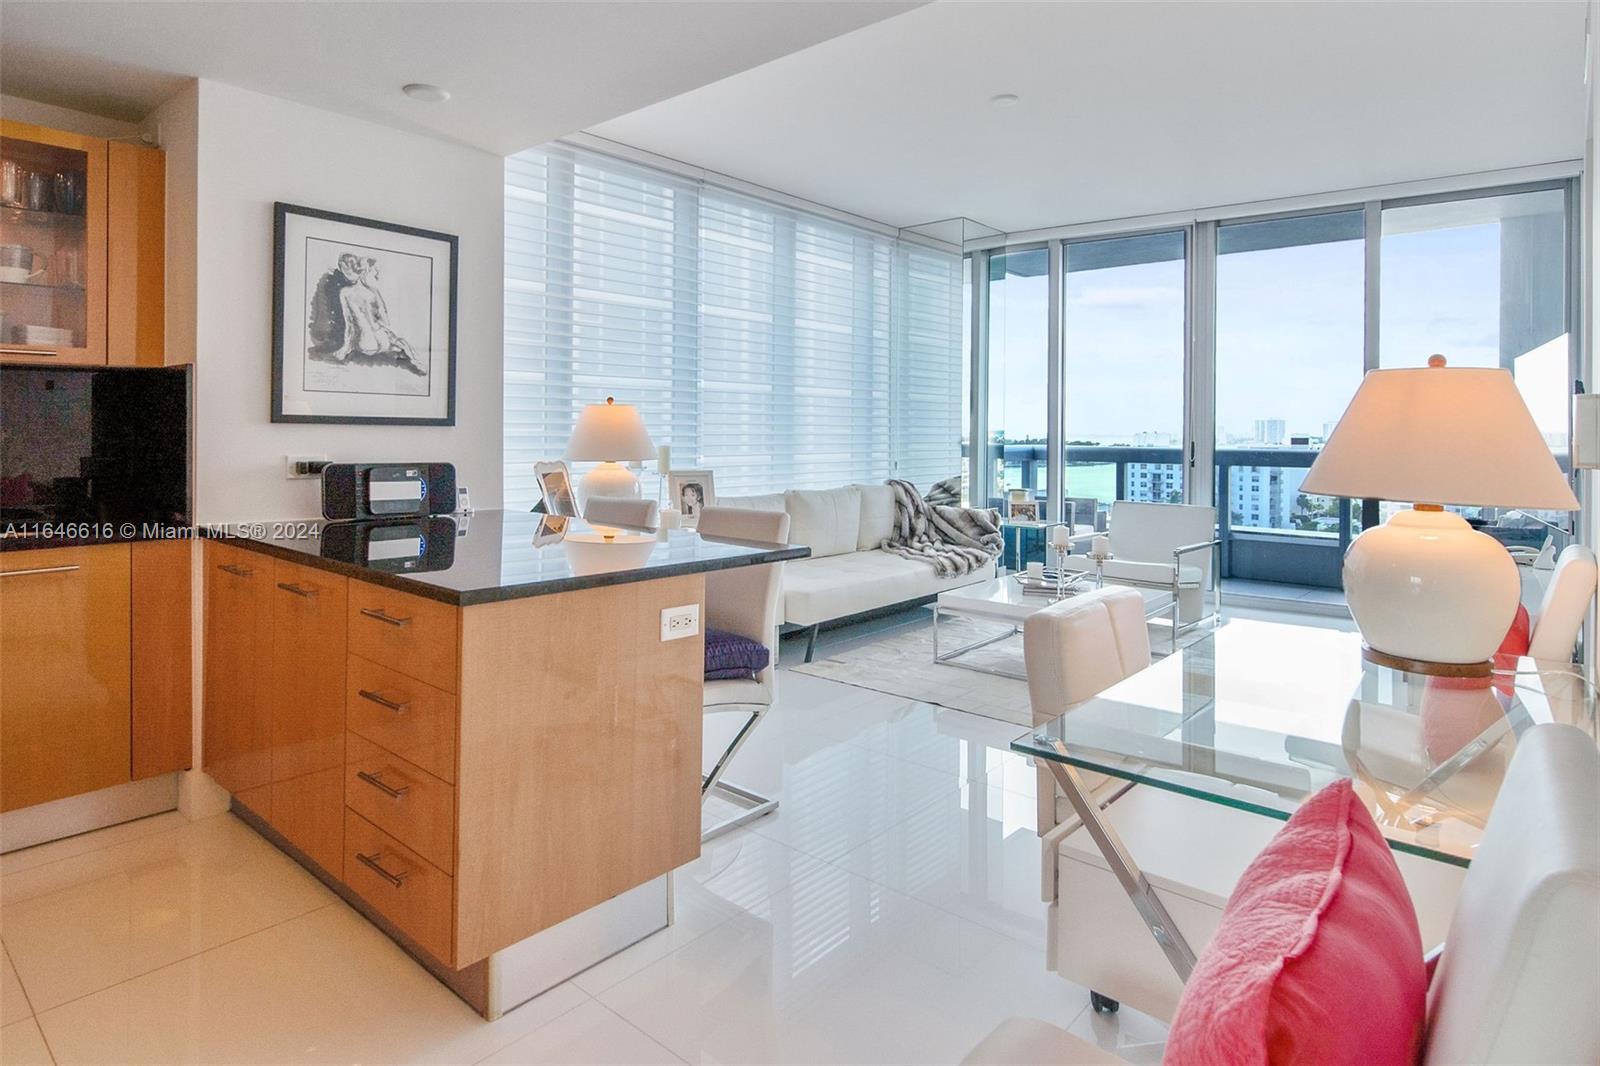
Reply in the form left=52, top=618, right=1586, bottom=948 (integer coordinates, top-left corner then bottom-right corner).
left=204, top=509, right=808, bottom=606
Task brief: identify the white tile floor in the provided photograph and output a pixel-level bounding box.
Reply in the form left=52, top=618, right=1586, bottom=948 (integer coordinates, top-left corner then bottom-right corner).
left=0, top=626, right=1166, bottom=1066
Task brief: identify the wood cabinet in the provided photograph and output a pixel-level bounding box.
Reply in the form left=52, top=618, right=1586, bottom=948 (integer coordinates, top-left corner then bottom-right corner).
left=267, top=558, right=347, bottom=872
left=203, top=543, right=705, bottom=971
left=131, top=540, right=192, bottom=779
left=0, top=119, right=164, bottom=366
left=202, top=541, right=274, bottom=808
left=0, top=544, right=131, bottom=811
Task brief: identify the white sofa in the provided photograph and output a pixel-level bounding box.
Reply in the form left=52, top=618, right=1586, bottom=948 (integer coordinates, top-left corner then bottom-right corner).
left=718, top=483, right=997, bottom=661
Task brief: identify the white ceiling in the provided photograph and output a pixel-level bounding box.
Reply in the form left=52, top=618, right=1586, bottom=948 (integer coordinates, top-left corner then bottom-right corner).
left=591, top=0, right=1590, bottom=234
left=0, top=1, right=919, bottom=156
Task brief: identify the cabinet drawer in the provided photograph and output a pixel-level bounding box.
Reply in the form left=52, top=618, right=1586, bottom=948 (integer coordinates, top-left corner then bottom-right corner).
left=347, top=581, right=458, bottom=692
left=344, top=810, right=453, bottom=964
left=346, top=655, right=456, bottom=784
left=345, top=733, right=454, bottom=872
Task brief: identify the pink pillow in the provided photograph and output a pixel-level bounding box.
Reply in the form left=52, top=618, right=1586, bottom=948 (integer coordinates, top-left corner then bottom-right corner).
left=1163, top=779, right=1426, bottom=1065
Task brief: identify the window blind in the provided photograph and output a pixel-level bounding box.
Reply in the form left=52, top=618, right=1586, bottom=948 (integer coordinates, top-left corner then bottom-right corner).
left=505, top=143, right=963, bottom=507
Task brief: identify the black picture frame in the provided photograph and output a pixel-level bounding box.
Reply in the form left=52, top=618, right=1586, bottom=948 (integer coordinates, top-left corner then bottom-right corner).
left=271, top=202, right=458, bottom=425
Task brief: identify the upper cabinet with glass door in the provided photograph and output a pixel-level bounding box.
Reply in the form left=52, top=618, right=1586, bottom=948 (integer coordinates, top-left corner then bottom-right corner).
left=0, top=120, right=164, bottom=366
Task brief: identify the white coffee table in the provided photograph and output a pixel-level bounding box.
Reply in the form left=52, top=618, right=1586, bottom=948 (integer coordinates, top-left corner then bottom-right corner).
left=933, top=576, right=1065, bottom=679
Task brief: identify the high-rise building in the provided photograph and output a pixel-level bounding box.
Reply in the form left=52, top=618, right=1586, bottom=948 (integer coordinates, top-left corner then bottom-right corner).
left=1253, top=419, right=1287, bottom=446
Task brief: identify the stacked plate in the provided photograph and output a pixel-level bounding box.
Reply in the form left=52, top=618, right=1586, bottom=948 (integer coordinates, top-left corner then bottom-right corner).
left=11, top=324, right=74, bottom=346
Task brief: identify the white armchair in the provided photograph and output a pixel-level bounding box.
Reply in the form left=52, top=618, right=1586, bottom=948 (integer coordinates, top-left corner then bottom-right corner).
left=696, top=505, right=791, bottom=841
left=1058, top=501, right=1220, bottom=651
left=1526, top=543, right=1598, bottom=661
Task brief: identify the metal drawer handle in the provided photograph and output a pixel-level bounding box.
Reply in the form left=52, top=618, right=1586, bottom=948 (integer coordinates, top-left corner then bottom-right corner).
left=217, top=563, right=257, bottom=577
left=359, top=607, right=411, bottom=626
left=0, top=347, right=56, bottom=357
left=358, top=689, right=410, bottom=713
left=356, top=769, right=410, bottom=799
left=356, top=850, right=408, bottom=887
left=1, top=564, right=81, bottom=578
left=277, top=582, right=318, bottom=598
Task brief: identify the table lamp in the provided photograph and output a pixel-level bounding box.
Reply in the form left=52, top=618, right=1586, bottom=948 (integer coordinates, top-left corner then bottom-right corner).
left=1301, top=355, right=1578, bottom=676
left=565, top=396, right=656, bottom=508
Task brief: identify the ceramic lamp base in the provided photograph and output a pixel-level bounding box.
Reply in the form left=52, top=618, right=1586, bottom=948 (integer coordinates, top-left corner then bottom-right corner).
left=577, top=461, right=641, bottom=511
left=1344, top=507, right=1519, bottom=667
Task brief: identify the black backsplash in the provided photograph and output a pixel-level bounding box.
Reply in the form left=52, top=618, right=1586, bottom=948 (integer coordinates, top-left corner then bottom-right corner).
left=1, top=364, right=191, bottom=531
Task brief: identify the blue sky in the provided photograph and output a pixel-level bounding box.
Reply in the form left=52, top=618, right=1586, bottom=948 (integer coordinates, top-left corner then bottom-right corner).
left=985, top=213, right=1567, bottom=448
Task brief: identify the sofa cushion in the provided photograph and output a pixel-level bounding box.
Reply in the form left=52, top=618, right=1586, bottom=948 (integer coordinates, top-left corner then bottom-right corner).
left=782, top=550, right=995, bottom=626
left=853, top=482, right=896, bottom=551
left=1162, top=779, right=1427, bottom=1066
left=785, top=487, right=862, bottom=559
left=717, top=492, right=786, bottom=514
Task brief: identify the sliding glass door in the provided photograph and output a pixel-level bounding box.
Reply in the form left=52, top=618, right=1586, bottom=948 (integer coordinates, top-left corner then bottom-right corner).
left=1213, top=211, right=1365, bottom=587
left=1060, top=231, right=1187, bottom=529
left=985, top=248, right=1049, bottom=509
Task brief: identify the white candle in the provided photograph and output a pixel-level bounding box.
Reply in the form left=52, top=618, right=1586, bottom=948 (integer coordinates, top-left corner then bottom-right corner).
left=1050, top=524, right=1071, bottom=549
left=1026, top=561, right=1045, bottom=580
left=659, top=508, right=682, bottom=530
left=657, top=445, right=671, bottom=473
left=1092, top=535, right=1110, bottom=557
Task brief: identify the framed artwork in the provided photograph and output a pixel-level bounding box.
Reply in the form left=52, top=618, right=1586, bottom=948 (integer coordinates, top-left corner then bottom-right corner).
left=272, top=202, right=458, bottom=425
left=534, top=461, right=579, bottom=517
left=668, top=470, right=715, bottom=526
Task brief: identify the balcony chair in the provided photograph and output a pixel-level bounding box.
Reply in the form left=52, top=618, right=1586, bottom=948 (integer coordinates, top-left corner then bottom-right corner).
left=964, top=722, right=1600, bottom=1064
left=1059, top=500, right=1220, bottom=653
left=695, top=505, right=791, bottom=842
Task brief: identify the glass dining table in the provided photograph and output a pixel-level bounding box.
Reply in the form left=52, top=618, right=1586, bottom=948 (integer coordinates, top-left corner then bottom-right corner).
left=1013, top=618, right=1596, bottom=981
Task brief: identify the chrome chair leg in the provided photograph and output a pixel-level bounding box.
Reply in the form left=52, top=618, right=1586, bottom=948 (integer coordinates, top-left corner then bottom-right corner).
left=702, top=703, right=778, bottom=842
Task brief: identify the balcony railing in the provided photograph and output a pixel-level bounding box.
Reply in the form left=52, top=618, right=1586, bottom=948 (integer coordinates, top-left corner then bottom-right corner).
left=972, top=442, right=1571, bottom=592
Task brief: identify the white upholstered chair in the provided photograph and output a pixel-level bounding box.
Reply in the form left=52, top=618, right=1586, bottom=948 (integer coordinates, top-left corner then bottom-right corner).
left=1022, top=586, right=1151, bottom=834
left=964, top=722, right=1600, bottom=1065
left=1526, top=543, right=1598, bottom=661
left=1060, top=501, right=1220, bottom=651
left=696, top=505, right=791, bottom=841
left=582, top=495, right=659, bottom=530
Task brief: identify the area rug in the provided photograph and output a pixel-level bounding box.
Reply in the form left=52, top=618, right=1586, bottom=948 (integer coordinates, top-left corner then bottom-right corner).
left=792, top=615, right=1035, bottom=725
left=792, top=613, right=1199, bottom=727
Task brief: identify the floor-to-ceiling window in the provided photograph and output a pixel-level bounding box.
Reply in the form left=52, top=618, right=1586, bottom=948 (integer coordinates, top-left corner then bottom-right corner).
left=985, top=248, right=1049, bottom=508
left=505, top=143, right=965, bottom=507
left=1061, top=230, right=1187, bottom=528
left=1380, top=186, right=1571, bottom=539
left=1213, top=210, right=1366, bottom=587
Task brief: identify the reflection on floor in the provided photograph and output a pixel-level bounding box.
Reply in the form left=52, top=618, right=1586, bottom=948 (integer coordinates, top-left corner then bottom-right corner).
left=0, top=611, right=1206, bottom=1065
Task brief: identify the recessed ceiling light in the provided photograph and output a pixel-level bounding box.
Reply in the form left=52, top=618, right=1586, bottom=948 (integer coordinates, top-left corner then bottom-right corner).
left=989, top=93, right=1020, bottom=108
left=402, top=83, right=451, bottom=103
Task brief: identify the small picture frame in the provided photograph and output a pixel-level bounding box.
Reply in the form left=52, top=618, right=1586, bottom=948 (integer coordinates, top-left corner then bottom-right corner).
left=1007, top=499, right=1041, bottom=523
left=534, top=461, right=579, bottom=517
left=668, top=470, right=715, bottom=526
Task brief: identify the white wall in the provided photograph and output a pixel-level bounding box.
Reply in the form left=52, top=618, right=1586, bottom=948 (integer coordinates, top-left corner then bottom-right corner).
left=187, top=79, right=503, bottom=523
left=0, top=93, right=141, bottom=140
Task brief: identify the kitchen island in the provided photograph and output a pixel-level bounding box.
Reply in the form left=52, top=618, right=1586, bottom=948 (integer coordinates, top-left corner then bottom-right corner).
left=201, top=510, right=805, bottom=1018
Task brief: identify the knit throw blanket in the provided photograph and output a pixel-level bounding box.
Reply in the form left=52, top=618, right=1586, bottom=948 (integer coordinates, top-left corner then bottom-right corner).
left=881, top=479, right=1003, bottom=578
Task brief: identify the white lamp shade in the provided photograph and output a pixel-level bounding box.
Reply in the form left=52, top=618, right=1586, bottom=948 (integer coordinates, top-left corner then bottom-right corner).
left=1302, top=362, right=1578, bottom=511
left=564, top=398, right=656, bottom=462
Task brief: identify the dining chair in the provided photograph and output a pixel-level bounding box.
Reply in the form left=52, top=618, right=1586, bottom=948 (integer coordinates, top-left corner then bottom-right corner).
left=963, top=721, right=1600, bottom=1064
left=581, top=496, right=659, bottom=530
left=695, top=504, right=791, bottom=841
left=1526, top=543, right=1598, bottom=661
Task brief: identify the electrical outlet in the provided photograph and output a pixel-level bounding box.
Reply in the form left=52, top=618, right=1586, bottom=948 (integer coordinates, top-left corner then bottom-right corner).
left=285, top=454, right=329, bottom=480
left=661, top=604, right=700, bottom=641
